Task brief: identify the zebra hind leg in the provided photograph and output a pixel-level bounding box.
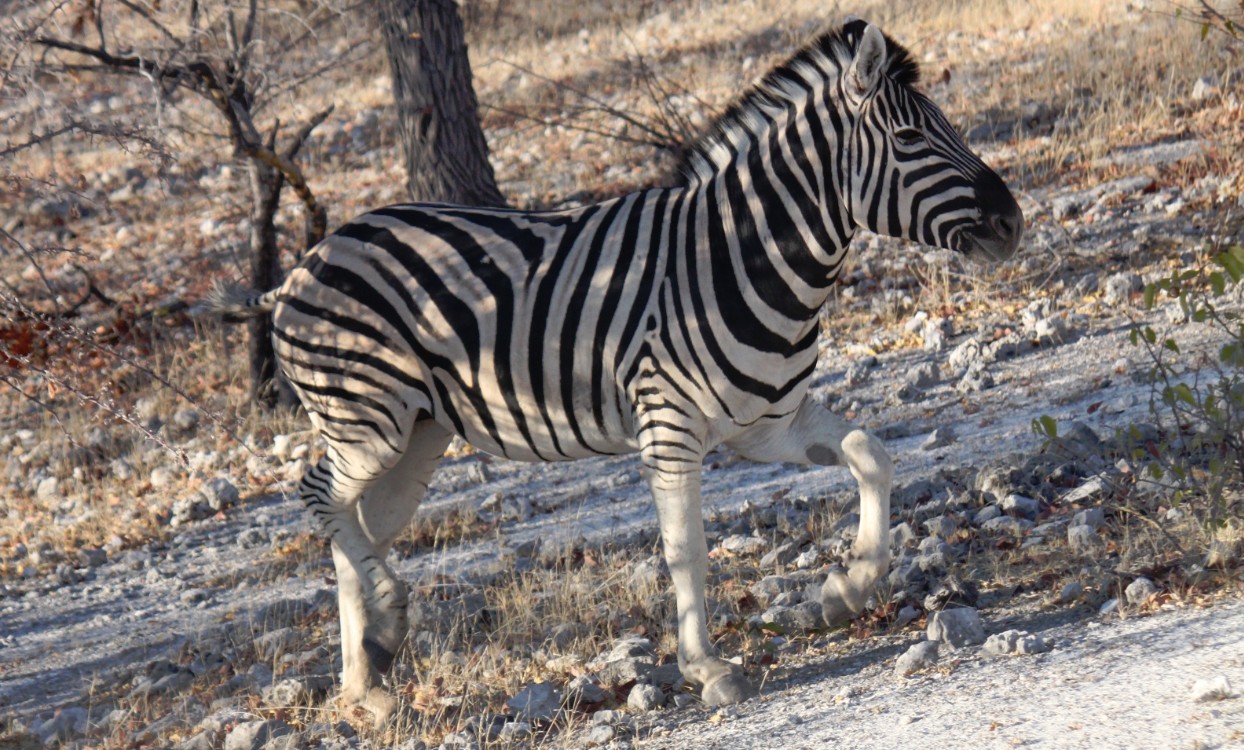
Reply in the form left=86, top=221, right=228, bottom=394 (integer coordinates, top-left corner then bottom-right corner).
left=728, top=397, right=894, bottom=626
left=299, top=420, right=451, bottom=725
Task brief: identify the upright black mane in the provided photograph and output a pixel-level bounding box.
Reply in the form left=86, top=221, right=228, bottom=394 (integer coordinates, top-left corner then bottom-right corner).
left=676, top=19, right=920, bottom=185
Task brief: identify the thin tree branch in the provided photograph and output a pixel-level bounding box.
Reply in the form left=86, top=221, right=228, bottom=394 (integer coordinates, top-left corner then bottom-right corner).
left=0, top=227, right=61, bottom=315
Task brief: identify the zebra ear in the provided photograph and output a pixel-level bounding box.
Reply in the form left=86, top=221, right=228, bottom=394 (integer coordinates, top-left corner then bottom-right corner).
left=848, top=23, right=887, bottom=96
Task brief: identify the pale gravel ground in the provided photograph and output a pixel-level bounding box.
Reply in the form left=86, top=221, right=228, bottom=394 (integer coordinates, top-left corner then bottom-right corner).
left=638, top=598, right=1244, bottom=750
left=3, top=274, right=1239, bottom=731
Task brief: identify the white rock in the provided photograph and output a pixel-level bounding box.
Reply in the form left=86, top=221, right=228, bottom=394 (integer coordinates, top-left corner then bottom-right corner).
left=272, top=434, right=292, bottom=463
left=921, top=427, right=957, bottom=450
left=582, top=724, right=616, bottom=747
left=982, top=629, right=1049, bottom=656
left=1191, top=76, right=1218, bottom=102
left=1125, top=576, right=1158, bottom=605
left=717, top=534, right=768, bottom=556
left=496, top=722, right=531, bottom=741
left=1191, top=674, right=1234, bottom=702
left=35, top=476, right=60, bottom=502
left=627, top=683, right=664, bottom=711
left=506, top=681, right=561, bottom=721
left=223, top=719, right=290, bottom=750
left=1067, top=524, right=1099, bottom=551
left=894, top=640, right=940, bottom=676
left=1001, top=494, right=1040, bottom=519
left=150, top=467, right=175, bottom=489
left=927, top=607, right=985, bottom=649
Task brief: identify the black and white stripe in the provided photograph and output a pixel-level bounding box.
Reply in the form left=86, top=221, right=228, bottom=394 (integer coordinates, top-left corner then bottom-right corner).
left=218, top=19, right=1023, bottom=716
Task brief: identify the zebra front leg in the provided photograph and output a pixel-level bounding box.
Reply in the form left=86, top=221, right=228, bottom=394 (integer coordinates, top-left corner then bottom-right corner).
left=647, top=458, right=758, bottom=705
left=728, top=397, right=894, bottom=626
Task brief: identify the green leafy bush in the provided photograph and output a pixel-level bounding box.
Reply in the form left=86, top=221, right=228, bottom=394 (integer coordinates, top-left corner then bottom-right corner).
left=1127, top=240, right=1244, bottom=526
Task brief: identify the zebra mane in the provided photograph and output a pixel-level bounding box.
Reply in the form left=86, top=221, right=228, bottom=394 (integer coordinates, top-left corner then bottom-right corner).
left=677, top=19, right=919, bottom=185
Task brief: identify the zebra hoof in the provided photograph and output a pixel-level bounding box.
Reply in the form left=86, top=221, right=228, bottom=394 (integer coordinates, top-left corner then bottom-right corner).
left=362, top=636, right=396, bottom=674
left=361, top=686, right=399, bottom=727
left=819, top=569, right=865, bottom=628
left=701, top=671, right=758, bottom=706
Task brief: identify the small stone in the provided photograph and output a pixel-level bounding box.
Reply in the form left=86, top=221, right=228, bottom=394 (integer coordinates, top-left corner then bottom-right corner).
left=983, top=629, right=1049, bottom=656
left=263, top=676, right=330, bottom=708
left=150, top=466, right=175, bottom=489
left=948, top=339, right=984, bottom=375
left=759, top=542, right=799, bottom=568
left=546, top=622, right=583, bottom=649
left=1102, top=272, right=1142, bottom=305
left=437, top=731, right=479, bottom=750
left=597, top=657, right=654, bottom=687
left=956, top=364, right=995, bottom=393
left=238, top=527, right=270, bottom=549
left=200, top=477, right=240, bottom=510
left=76, top=548, right=107, bottom=568
left=906, top=361, right=940, bottom=388
left=1072, top=507, right=1106, bottom=531
left=566, top=675, right=607, bottom=707
left=973, top=505, right=1002, bottom=525
left=36, top=476, right=60, bottom=501
left=649, top=662, right=685, bottom=691
left=1058, top=581, right=1084, bottom=604
left=582, top=725, right=616, bottom=747
left=760, top=601, right=822, bottom=632
left=1191, top=76, right=1219, bottom=102
left=895, top=605, right=920, bottom=627
left=793, top=547, right=819, bottom=569
left=717, top=534, right=768, bottom=556
left=1191, top=675, right=1234, bottom=702
left=923, top=514, right=958, bottom=540
left=1124, top=576, right=1158, bottom=605
left=894, top=640, right=940, bottom=677
left=1067, top=524, right=1099, bottom=551
left=980, top=516, right=1031, bottom=535
left=926, top=607, right=985, bottom=649
left=749, top=575, right=802, bottom=606
left=496, top=722, right=531, bottom=742
left=602, top=636, right=655, bottom=662
left=921, top=427, right=957, bottom=450
left=172, top=408, right=200, bottom=433
left=627, top=683, right=664, bottom=712
left=889, top=522, right=916, bottom=549
left=506, top=682, right=561, bottom=721
left=254, top=627, right=297, bottom=659
left=223, top=720, right=291, bottom=750
left=1000, top=494, right=1040, bottom=519
left=845, top=357, right=876, bottom=387
left=37, top=707, right=90, bottom=745
left=110, top=458, right=135, bottom=480
left=271, top=434, right=292, bottom=463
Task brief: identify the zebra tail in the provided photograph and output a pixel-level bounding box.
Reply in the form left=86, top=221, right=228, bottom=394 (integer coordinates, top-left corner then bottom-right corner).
left=200, top=282, right=279, bottom=321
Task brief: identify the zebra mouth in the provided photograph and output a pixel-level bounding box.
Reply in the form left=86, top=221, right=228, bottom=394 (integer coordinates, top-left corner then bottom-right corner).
left=959, top=212, right=1023, bottom=263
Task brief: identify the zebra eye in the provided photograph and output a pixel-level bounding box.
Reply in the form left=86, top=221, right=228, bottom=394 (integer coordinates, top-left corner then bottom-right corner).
left=895, top=128, right=925, bottom=146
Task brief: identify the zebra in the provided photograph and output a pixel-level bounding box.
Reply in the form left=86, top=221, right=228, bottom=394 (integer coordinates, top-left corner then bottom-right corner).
left=215, top=19, right=1022, bottom=722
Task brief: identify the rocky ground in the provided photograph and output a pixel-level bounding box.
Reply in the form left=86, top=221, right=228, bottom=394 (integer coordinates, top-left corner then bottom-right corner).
left=3, top=1, right=1244, bottom=748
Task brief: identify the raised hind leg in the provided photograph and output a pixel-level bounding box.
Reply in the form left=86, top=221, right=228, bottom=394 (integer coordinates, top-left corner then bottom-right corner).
left=728, top=396, right=894, bottom=626
left=298, top=418, right=451, bottom=724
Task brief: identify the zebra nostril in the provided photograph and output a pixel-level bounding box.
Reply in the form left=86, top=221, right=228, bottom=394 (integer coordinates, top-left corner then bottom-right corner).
left=990, top=213, right=1016, bottom=240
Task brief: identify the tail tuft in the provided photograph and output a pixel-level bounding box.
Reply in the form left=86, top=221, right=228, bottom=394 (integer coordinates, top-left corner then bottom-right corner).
left=199, top=282, right=279, bottom=320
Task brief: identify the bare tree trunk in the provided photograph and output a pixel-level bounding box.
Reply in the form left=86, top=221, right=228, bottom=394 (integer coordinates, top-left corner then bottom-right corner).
left=377, top=0, right=505, bottom=206
left=247, top=157, right=286, bottom=406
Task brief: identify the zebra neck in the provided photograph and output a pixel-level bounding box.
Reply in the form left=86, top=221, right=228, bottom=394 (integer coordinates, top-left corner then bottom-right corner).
left=688, top=143, right=853, bottom=331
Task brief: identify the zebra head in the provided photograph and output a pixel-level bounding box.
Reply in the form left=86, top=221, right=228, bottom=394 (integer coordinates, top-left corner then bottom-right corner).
left=841, top=21, right=1023, bottom=263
